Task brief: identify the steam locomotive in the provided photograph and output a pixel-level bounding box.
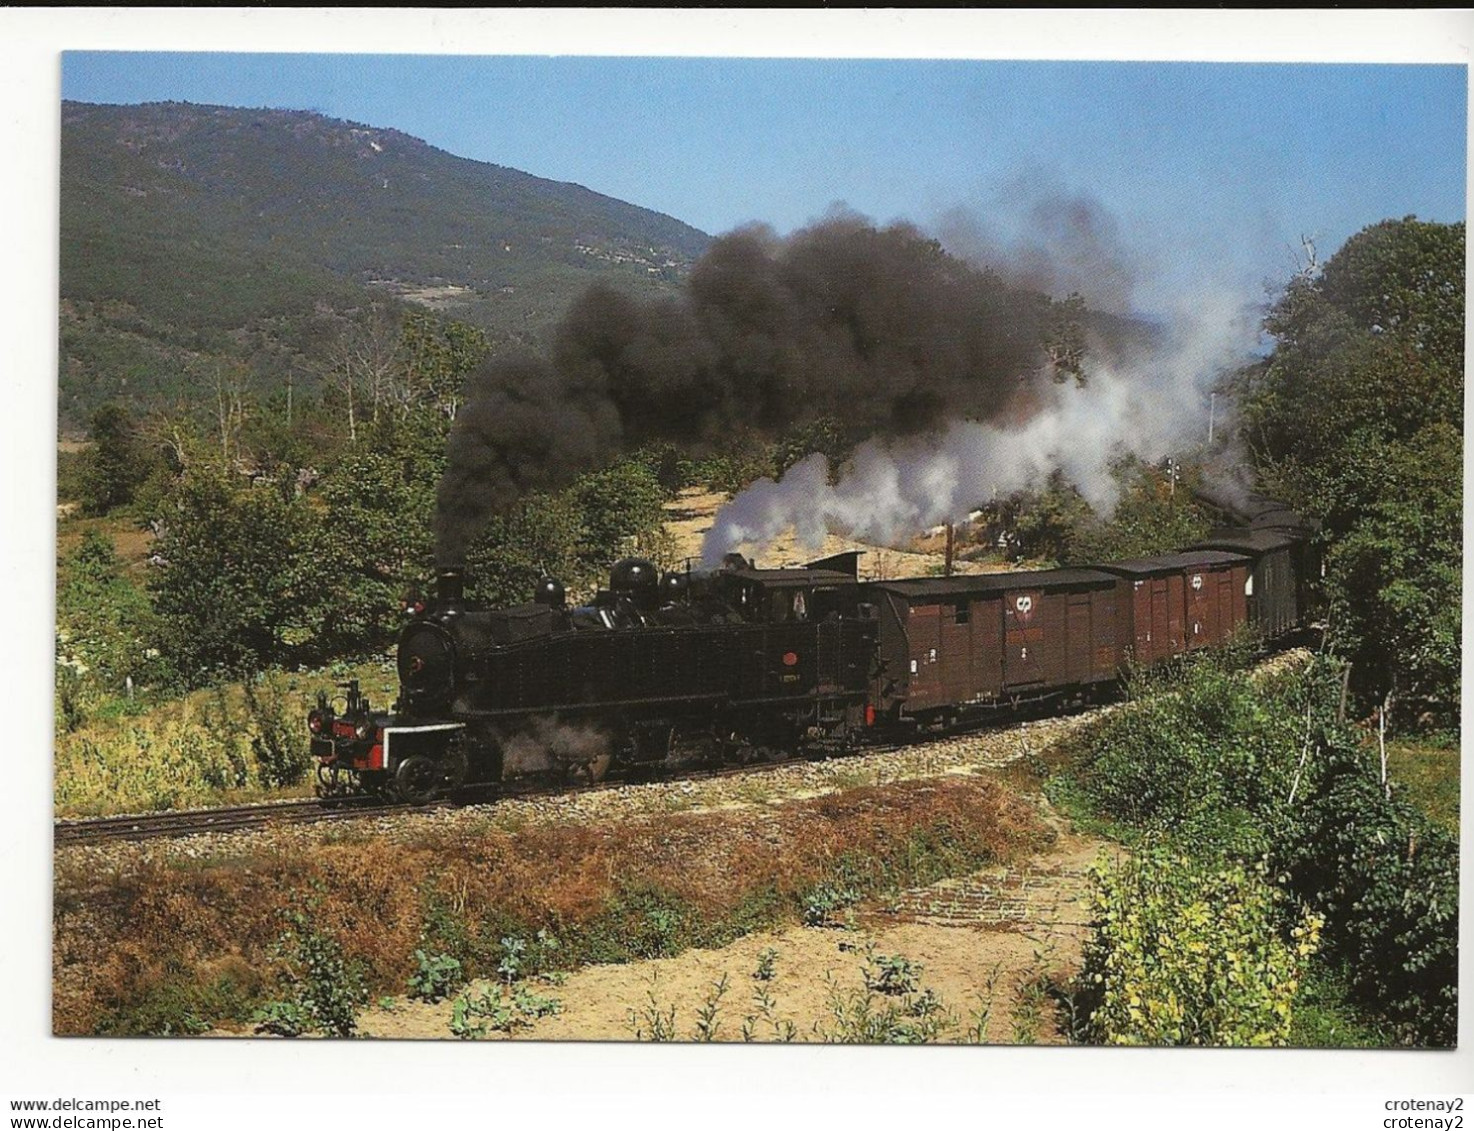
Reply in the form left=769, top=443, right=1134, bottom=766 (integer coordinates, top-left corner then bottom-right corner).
left=309, top=502, right=1317, bottom=805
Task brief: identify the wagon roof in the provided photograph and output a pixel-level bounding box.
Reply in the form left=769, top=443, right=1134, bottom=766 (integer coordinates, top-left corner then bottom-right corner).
left=866, top=567, right=1120, bottom=598
left=1095, top=550, right=1251, bottom=575
left=731, top=568, right=860, bottom=588
left=1188, top=528, right=1299, bottom=554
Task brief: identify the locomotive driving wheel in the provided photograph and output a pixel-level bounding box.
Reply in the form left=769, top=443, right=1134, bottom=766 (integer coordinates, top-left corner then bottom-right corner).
left=392, top=755, right=441, bottom=805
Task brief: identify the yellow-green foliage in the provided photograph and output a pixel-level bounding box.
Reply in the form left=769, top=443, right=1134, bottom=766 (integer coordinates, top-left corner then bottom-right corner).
left=54, top=661, right=395, bottom=817
left=1081, top=847, right=1322, bottom=1047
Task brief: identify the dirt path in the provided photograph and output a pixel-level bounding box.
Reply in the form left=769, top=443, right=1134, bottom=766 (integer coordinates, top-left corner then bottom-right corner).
left=355, top=813, right=1112, bottom=1044
left=663, top=487, right=1007, bottom=579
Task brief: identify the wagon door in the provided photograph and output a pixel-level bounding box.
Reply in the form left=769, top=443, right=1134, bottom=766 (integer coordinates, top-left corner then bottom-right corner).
left=1216, top=568, right=1240, bottom=643
left=936, top=599, right=975, bottom=704
left=1090, top=586, right=1120, bottom=681
left=1186, top=570, right=1213, bottom=649
left=1139, top=578, right=1168, bottom=657
left=1127, top=580, right=1153, bottom=665
left=1066, top=591, right=1094, bottom=683
left=971, top=595, right=1004, bottom=700
left=1003, top=589, right=1046, bottom=688
left=906, top=602, right=944, bottom=709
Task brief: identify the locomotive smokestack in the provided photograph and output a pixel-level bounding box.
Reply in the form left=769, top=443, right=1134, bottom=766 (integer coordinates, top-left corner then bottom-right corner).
left=437, top=567, right=466, bottom=608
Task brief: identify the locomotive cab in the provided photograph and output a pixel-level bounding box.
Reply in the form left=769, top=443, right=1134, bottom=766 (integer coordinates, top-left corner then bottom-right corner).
left=709, top=562, right=865, bottom=625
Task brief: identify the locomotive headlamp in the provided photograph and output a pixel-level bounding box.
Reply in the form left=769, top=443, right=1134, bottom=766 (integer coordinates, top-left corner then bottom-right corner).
left=308, top=709, right=326, bottom=735
left=354, top=719, right=375, bottom=741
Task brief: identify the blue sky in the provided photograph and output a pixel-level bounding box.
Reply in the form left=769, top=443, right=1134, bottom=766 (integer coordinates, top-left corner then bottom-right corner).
left=61, top=50, right=1466, bottom=318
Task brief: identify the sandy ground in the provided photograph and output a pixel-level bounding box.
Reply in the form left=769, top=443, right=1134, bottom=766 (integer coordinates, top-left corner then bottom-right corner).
left=664, top=487, right=1009, bottom=580
left=351, top=818, right=1112, bottom=1044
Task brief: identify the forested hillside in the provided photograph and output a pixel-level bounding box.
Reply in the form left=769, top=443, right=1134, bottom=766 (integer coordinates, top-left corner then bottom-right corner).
left=59, top=100, right=711, bottom=431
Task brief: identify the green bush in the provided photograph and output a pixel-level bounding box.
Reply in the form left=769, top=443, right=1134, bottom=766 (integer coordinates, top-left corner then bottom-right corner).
left=1060, top=652, right=1456, bottom=1047
left=406, top=950, right=464, bottom=1004
left=253, top=905, right=367, bottom=1039
left=690, top=444, right=778, bottom=497
left=150, top=463, right=329, bottom=678
left=242, top=671, right=311, bottom=788
left=448, top=982, right=562, bottom=1039
left=1079, top=847, right=1322, bottom=1047
left=56, top=529, right=172, bottom=698
left=1275, top=745, right=1459, bottom=1046
left=1064, top=652, right=1308, bottom=838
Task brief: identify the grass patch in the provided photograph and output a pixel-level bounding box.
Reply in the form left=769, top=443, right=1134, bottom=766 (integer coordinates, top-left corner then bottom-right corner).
left=54, top=775, right=1052, bottom=1035
left=1288, top=963, right=1400, bottom=1049
left=1385, top=737, right=1460, bottom=835
left=54, top=659, right=393, bottom=817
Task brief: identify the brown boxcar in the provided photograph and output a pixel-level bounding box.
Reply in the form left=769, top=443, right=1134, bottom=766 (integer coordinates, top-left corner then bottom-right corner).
left=1188, top=529, right=1305, bottom=639
left=866, top=569, right=1121, bottom=721
left=1094, top=551, right=1251, bottom=666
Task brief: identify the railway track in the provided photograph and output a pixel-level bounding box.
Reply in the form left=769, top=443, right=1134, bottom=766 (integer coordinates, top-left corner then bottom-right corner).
left=51, top=735, right=929, bottom=847
left=51, top=797, right=447, bottom=846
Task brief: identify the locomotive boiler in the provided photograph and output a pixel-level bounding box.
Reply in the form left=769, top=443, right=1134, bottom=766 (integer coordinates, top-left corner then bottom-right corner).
left=310, top=553, right=878, bottom=802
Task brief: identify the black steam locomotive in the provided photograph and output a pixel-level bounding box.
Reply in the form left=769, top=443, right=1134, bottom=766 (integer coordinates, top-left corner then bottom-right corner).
left=309, top=501, right=1317, bottom=805
left=310, top=553, right=878, bottom=803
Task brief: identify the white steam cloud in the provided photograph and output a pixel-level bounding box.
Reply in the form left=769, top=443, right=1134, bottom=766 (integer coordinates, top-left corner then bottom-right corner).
left=701, top=287, right=1260, bottom=567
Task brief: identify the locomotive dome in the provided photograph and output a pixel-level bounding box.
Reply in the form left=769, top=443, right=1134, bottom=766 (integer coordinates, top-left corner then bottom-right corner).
left=610, top=557, right=660, bottom=599
left=534, top=576, right=566, bottom=607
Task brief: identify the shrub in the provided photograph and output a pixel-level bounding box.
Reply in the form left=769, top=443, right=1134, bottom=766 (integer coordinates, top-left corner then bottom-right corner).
left=1060, top=653, right=1457, bottom=1048
left=407, top=950, right=464, bottom=1004
left=243, top=671, right=310, bottom=788
left=450, top=982, right=562, bottom=1039
left=1065, top=652, right=1308, bottom=836
left=56, top=529, right=170, bottom=698
left=1274, top=744, right=1459, bottom=1046
left=752, top=948, right=778, bottom=982
left=818, top=970, right=953, bottom=1044
left=865, top=951, right=922, bottom=997
left=1078, top=847, right=1322, bottom=1047
left=801, top=881, right=861, bottom=927
left=252, top=905, right=367, bottom=1039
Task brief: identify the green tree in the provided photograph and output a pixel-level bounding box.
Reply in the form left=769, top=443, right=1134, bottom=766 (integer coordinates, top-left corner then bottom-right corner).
left=567, top=458, right=668, bottom=575
left=464, top=491, right=585, bottom=608
left=771, top=416, right=854, bottom=479
left=56, top=529, right=168, bottom=692
left=463, top=456, right=671, bottom=608
left=1005, top=471, right=1093, bottom=563
left=314, top=413, right=447, bottom=654
left=149, top=463, right=328, bottom=679
left=400, top=309, right=491, bottom=420
left=1064, top=458, right=1211, bottom=566
left=1001, top=459, right=1210, bottom=566
left=78, top=403, right=158, bottom=515
left=1238, top=217, right=1463, bottom=723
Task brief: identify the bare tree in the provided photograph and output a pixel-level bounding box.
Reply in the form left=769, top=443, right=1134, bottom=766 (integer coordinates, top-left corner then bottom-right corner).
left=211, top=361, right=249, bottom=465
left=146, top=403, right=198, bottom=473
left=325, top=303, right=406, bottom=441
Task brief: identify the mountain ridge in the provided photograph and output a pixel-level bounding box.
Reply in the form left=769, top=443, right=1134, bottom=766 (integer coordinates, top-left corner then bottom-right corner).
left=58, top=99, right=713, bottom=431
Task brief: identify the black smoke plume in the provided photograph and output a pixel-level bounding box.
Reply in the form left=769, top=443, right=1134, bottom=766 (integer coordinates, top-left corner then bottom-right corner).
left=436, top=214, right=1080, bottom=562
left=935, top=174, right=1145, bottom=316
